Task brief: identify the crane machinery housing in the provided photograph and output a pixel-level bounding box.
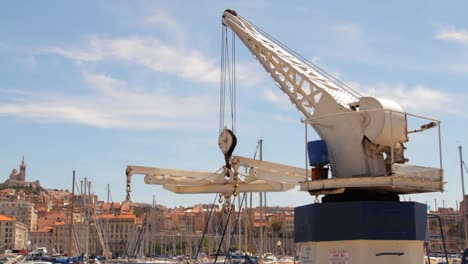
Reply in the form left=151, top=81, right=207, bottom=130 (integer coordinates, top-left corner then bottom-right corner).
left=126, top=9, right=445, bottom=264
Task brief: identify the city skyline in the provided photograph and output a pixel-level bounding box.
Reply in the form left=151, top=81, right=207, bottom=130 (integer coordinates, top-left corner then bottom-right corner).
left=1, top=1, right=468, bottom=208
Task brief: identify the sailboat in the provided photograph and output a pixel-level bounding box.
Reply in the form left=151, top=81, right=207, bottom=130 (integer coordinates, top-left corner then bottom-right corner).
left=50, top=171, right=85, bottom=264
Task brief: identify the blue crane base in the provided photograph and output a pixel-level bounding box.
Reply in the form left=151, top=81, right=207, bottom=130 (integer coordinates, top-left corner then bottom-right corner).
left=294, top=201, right=427, bottom=242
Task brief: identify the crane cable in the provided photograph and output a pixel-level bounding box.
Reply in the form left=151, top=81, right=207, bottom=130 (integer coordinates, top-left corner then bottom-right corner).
left=209, top=140, right=262, bottom=263
left=224, top=192, right=247, bottom=264
left=222, top=141, right=262, bottom=262
left=219, top=26, right=237, bottom=135
left=219, top=25, right=240, bottom=210
left=240, top=14, right=362, bottom=100
left=214, top=196, right=236, bottom=264
left=192, top=193, right=220, bottom=260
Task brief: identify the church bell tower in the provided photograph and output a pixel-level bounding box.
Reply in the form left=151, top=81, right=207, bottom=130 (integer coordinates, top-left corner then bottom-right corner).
left=19, top=156, right=26, bottom=182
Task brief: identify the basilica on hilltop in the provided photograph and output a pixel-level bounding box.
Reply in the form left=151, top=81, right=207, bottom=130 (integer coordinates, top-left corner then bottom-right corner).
left=1, top=157, right=41, bottom=188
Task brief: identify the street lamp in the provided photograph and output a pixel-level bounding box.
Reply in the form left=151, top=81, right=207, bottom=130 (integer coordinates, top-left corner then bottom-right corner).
left=26, top=241, right=32, bottom=252
left=276, top=241, right=283, bottom=256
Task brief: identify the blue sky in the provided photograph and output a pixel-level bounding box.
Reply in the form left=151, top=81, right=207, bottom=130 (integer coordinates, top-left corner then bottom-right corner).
left=1, top=1, right=467, bottom=209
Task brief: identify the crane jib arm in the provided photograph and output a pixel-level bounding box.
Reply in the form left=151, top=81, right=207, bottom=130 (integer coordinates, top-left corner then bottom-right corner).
left=222, top=9, right=360, bottom=119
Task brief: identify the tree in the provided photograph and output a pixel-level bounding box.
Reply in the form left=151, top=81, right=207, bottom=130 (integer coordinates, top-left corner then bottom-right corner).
left=202, top=237, right=209, bottom=253
left=271, top=220, right=282, bottom=235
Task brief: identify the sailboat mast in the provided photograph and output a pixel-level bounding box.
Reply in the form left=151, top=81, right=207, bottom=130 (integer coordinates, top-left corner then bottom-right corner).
left=460, top=146, right=465, bottom=196
left=259, top=138, right=264, bottom=264
left=68, top=170, right=76, bottom=258
left=461, top=146, right=468, bottom=249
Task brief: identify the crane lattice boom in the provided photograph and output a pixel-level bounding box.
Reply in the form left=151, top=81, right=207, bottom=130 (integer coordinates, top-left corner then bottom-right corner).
left=222, top=9, right=360, bottom=119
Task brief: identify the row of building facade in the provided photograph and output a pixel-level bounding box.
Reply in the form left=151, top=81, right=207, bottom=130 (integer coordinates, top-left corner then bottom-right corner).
left=0, top=188, right=465, bottom=257
left=0, top=193, right=296, bottom=258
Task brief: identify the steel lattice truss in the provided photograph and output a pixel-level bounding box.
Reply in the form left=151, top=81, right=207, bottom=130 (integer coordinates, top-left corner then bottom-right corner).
left=222, top=11, right=359, bottom=118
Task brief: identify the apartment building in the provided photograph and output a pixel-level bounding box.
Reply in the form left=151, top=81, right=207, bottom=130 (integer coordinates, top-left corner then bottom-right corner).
left=97, top=214, right=137, bottom=258
left=29, top=227, right=53, bottom=254
left=0, top=215, right=28, bottom=250
left=281, top=214, right=294, bottom=234
left=52, top=222, right=95, bottom=256
left=0, top=201, right=37, bottom=231
left=145, top=205, right=166, bottom=233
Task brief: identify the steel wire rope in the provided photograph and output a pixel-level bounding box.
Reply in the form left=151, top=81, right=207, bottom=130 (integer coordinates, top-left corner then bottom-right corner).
left=219, top=26, right=226, bottom=134
left=210, top=24, right=254, bottom=264
left=224, top=193, right=247, bottom=264
left=190, top=165, right=230, bottom=260
left=230, top=29, right=237, bottom=133
left=72, top=227, right=84, bottom=256
left=220, top=25, right=237, bottom=134
left=214, top=196, right=237, bottom=264
left=86, top=183, right=111, bottom=257
left=247, top=141, right=261, bottom=255
left=185, top=166, right=225, bottom=182
left=463, top=160, right=468, bottom=176
left=193, top=193, right=220, bottom=260
left=227, top=141, right=261, bottom=262
left=68, top=180, right=84, bottom=256
left=225, top=28, right=235, bottom=133
left=126, top=213, right=147, bottom=259
left=237, top=15, right=362, bottom=100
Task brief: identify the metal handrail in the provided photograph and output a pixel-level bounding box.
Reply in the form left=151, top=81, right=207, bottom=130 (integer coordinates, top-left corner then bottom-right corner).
left=427, top=214, right=449, bottom=264
left=301, top=108, right=443, bottom=182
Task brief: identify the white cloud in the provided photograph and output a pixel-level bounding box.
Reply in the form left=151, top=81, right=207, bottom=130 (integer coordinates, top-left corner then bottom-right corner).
left=293, top=6, right=310, bottom=13
left=44, top=35, right=265, bottom=87
left=20, top=55, right=37, bottom=67
left=446, top=63, right=468, bottom=73
left=361, top=83, right=461, bottom=115
left=6, top=9, right=266, bottom=129
left=262, top=88, right=291, bottom=107
left=45, top=37, right=220, bottom=83
left=0, top=88, right=34, bottom=96
left=434, top=26, right=468, bottom=45
left=0, top=72, right=218, bottom=130
left=44, top=47, right=102, bottom=62
left=331, top=23, right=363, bottom=40
left=140, top=9, right=186, bottom=44
left=235, top=61, right=264, bottom=87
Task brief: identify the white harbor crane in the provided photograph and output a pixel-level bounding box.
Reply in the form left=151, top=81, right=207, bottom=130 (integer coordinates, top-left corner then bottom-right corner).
left=126, top=9, right=446, bottom=264
left=126, top=10, right=443, bottom=199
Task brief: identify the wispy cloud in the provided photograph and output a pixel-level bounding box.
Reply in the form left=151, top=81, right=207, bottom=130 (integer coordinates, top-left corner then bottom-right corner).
left=293, top=6, right=310, bottom=13
left=44, top=36, right=264, bottom=87
left=0, top=88, right=34, bottom=96
left=1, top=6, right=267, bottom=129
left=434, top=26, right=468, bottom=45
left=43, top=47, right=102, bottom=62
left=262, top=88, right=291, bottom=108
left=331, top=23, right=364, bottom=41
left=446, top=63, right=468, bottom=73
left=139, top=9, right=186, bottom=44
left=361, top=83, right=462, bottom=115
left=0, top=72, right=218, bottom=130
left=261, top=81, right=461, bottom=117
left=45, top=36, right=220, bottom=83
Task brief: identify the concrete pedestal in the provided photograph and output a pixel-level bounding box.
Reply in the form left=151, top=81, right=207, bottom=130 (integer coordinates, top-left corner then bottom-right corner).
left=295, top=201, right=427, bottom=264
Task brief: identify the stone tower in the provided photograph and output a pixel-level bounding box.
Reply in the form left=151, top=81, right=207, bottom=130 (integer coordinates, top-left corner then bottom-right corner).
left=19, top=156, right=26, bottom=181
